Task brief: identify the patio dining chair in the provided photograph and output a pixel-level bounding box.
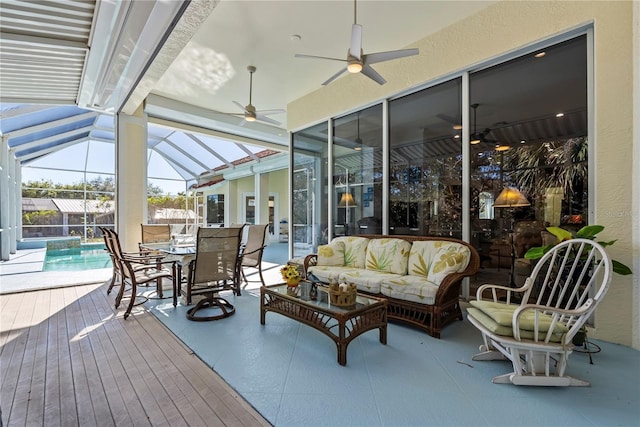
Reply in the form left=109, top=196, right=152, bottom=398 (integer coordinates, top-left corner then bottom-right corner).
left=181, top=226, right=243, bottom=321
left=104, top=228, right=177, bottom=319
left=239, top=224, right=269, bottom=289
left=139, top=224, right=171, bottom=250
left=467, top=238, right=612, bottom=386
left=100, top=226, right=121, bottom=295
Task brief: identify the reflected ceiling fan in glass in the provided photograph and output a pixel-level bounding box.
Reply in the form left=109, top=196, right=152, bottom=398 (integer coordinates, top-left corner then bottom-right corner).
left=470, top=103, right=507, bottom=150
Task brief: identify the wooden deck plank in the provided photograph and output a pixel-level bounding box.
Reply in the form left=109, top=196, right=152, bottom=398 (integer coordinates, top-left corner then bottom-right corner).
left=136, top=304, right=270, bottom=427
left=63, top=285, right=98, bottom=426
left=122, top=312, right=206, bottom=427
left=93, top=290, right=171, bottom=426
left=85, top=285, right=153, bottom=426
left=73, top=288, right=113, bottom=426
left=133, top=310, right=225, bottom=426
left=25, top=290, right=50, bottom=426
left=44, top=286, right=65, bottom=427
left=0, top=283, right=271, bottom=427
left=0, top=292, right=24, bottom=349
left=57, top=287, right=80, bottom=427
left=121, top=311, right=207, bottom=427
left=3, top=290, right=41, bottom=426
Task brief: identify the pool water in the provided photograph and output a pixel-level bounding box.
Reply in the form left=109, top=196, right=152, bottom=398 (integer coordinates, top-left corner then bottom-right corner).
left=43, top=243, right=112, bottom=271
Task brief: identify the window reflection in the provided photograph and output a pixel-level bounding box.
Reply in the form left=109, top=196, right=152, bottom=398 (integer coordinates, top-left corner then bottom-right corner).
left=389, top=78, right=463, bottom=237
left=332, top=105, right=383, bottom=237
left=292, top=122, right=328, bottom=257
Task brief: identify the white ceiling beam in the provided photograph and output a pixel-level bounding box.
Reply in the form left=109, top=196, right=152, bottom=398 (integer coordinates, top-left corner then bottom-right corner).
left=79, top=0, right=190, bottom=112
left=86, top=136, right=113, bottom=144
left=152, top=146, right=197, bottom=180
left=5, top=112, right=98, bottom=139
left=0, top=105, right=57, bottom=119
left=185, top=134, right=232, bottom=168
left=164, top=136, right=211, bottom=172
left=235, top=142, right=260, bottom=162
left=0, top=32, right=87, bottom=51
left=145, top=94, right=288, bottom=147
left=0, top=96, right=77, bottom=105
left=150, top=116, right=287, bottom=153
left=10, top=125, right=93, bottom=152
left=122, top=0, right=219, bottom=115
left=17, top=137, right=88, bottom=162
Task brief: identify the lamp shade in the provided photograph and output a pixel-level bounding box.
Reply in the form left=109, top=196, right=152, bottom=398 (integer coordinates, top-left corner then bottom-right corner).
left=494, top=187, right=530, bottom=208
left=338, top=193, right=357, bottom=208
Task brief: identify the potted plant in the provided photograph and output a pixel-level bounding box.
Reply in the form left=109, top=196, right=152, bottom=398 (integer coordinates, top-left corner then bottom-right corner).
left=524, top=224, right=632, bottom=276
left=524, top=225, right=632, bottom=347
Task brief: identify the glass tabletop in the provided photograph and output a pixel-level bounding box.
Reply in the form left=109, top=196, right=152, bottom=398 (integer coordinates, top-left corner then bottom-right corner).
left=139, top=242, right=195, bottom=255
left=266, top=282, right=382, bottom=312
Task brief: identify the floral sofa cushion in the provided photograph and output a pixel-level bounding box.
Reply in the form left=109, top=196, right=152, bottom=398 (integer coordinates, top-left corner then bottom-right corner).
left=333, top=236, right=370, bottom=268
left=316, top=241, right=345, bottom=266
left=408, top=241, right=471, bottom=285
left=365, top=238, right=411, bottom=275
left=307, top=266, right=358, bottom=283
left=380, top=275, right=440, bottom=305
left=339, top=269, right=404, bottom=294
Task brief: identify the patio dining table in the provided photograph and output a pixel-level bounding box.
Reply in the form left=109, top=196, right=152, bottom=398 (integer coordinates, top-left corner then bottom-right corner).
left=139, top=242, right=196, bottom=304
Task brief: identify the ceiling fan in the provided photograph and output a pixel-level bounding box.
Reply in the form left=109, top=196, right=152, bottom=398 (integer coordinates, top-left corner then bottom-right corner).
left=470, top=103, right=498, bottom=145
left=295, top=0, right=419, bottom=86
left=223, top=66, right=285, bottom=126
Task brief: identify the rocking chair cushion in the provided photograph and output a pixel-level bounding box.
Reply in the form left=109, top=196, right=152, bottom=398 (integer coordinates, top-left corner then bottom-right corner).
left=469, top=300, right=568, bottom=338
left=467, top=307, right=565, bottom=343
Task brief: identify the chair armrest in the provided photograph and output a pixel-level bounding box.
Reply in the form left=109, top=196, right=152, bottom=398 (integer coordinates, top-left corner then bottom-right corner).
left=512, top=300, right=593, bottom=341
left=476, top=282, right=528, bottom=304
left=240, top=245, right=267, bottom=257
left=303, top=254, right=317, bottom=274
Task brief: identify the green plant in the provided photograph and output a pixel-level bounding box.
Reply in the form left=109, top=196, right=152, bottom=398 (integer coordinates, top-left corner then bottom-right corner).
left=524, top=225, right=632, bottom=276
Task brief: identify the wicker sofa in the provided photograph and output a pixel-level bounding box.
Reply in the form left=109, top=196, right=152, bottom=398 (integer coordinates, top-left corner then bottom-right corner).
left=304, top=235, right=480, bottom=338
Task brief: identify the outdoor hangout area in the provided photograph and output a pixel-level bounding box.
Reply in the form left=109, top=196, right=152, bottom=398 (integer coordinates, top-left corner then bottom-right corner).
left=1, top=1, right=639, bottom=426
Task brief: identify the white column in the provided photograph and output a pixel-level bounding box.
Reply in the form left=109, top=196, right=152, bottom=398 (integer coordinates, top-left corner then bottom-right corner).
left=116, top=104, right=148, bottom=252
left=255, top=172, right=269, bottom=226
left=0, top=138, right=10, bottom=260
left=14, top=162, right=22, bottom=242
left=227, top=180, right=238, bottom=226
left=8, top=156, right=17, bottom=253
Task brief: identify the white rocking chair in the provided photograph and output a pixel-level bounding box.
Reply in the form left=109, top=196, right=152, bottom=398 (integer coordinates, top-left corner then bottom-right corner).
left=467, top=238, right=612, bottom=386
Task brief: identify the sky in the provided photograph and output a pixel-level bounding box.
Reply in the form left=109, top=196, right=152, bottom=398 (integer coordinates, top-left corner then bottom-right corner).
left=21, top=139, right=189, bottom=195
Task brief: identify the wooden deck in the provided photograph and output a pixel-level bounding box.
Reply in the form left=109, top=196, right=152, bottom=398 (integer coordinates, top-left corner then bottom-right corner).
left=0, top=282, right=271, bottom=427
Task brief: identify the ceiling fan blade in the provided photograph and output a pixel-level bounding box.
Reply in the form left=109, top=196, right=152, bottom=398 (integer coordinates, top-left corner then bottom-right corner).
left=321, top=67, right=348, bottom=86
left=232, top=100, right=247, bottom=113
left=256, top=114, right=281, bottom=126
left=360, top=64, right=386, bottom=85
left=295, top=53, right=346, bottom=62
left=350, top=24, right=362, bottom=59
left=364, top=48, right=419, bottom=65
left=437, top=113, right=462, bottom=125
left=255, top=108, right=286, bottom=115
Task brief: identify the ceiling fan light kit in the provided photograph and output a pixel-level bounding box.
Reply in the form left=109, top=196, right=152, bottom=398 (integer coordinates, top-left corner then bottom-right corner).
left=295, top=0, right=418, bottom=86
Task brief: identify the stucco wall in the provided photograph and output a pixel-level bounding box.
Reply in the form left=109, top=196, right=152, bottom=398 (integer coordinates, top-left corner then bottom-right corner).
left=287, top=1, right=638, bottom=348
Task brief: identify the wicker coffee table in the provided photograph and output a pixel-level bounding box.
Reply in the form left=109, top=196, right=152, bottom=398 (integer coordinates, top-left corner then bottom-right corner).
left=260, top=283, right=387, bottom=366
